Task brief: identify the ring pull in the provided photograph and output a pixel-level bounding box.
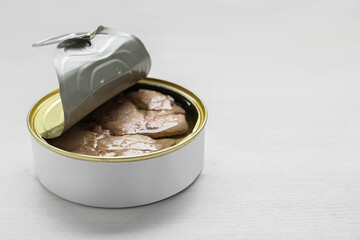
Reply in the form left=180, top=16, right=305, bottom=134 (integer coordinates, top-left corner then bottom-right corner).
left=32, top=25, right=104, bottom=48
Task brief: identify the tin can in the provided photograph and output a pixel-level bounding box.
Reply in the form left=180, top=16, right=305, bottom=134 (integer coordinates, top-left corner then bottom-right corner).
left=27, top=77, right=207, bottom=208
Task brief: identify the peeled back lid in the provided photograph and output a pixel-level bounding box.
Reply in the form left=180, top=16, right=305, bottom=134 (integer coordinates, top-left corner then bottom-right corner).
left=32, top=26, right=151, bottom=139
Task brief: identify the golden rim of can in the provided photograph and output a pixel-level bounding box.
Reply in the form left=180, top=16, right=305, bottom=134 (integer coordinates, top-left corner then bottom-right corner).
left=27, top=78, right=208, bottom=162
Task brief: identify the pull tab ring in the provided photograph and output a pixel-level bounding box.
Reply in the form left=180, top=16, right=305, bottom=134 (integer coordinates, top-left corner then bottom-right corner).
left=32, top=26, right=104, bottom=47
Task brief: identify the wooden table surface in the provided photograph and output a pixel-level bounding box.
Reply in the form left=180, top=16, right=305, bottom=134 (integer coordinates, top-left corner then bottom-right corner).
left=1, top=0, right=360, bottom=239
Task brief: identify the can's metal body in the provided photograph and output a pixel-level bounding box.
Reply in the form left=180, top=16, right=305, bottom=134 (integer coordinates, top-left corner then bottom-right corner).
left=27, top=78, right=207, bottom=208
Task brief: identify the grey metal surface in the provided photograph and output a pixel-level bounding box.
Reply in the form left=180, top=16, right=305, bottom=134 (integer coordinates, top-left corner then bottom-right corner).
left=36, top=26, right=151, bottom=138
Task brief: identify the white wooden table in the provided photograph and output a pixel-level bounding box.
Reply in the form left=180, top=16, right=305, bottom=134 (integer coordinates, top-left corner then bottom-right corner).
left=1, top=0, right=360, bottom=239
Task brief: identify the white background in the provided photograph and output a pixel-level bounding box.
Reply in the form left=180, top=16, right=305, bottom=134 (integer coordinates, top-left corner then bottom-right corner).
left=1, top=0, right=360, bottom=239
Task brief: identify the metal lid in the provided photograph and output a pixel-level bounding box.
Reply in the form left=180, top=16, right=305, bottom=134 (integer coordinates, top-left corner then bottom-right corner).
left=32, top=26, right=151, bottom=138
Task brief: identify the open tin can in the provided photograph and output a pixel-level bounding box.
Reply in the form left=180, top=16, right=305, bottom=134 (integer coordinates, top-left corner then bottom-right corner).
left=27, top=77, right=207, bottom=208
left=28, top=26, right=207, bottom=208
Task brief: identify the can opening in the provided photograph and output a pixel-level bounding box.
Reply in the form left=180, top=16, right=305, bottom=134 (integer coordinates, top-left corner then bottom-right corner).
left=27, top=78, right=207, bottom=162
